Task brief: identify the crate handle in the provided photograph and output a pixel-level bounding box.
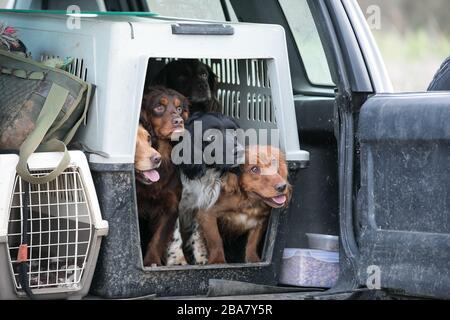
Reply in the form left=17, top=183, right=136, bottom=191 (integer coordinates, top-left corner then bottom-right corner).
left=171, top=23, right=234, bottom=35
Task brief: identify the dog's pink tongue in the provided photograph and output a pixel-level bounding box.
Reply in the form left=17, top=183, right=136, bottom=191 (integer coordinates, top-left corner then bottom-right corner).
left=144, top=170, right=160, bottom=182
left=272, top=195, right=287, bottom=205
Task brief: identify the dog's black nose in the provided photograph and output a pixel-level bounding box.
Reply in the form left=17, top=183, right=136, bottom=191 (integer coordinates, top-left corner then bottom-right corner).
left=275, top=183, right=287, bottom=193
left=151, top=155, right=161, bottom=166
left=172, top=117, right=184, bottom=126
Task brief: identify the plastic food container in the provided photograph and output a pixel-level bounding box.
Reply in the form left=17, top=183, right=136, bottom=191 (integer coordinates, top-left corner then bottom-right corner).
left=306, top=233, right=339, bottom=252
left=279, top=249, right=339, bottom=288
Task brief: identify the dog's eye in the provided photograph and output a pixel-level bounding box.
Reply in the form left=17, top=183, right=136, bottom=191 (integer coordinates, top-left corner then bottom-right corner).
left=250, top=166, right=260, bottom=174
left=154, top=105, right=165, bottom=113
left=176, top=107, right=183, bottom=114
left=200, top=72, right=208, bottom=80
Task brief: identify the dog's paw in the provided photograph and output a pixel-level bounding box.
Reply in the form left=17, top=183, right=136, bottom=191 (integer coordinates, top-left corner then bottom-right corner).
left=143, top=253, right=162, bottom=267
left=208, top=257, right=226, bottom=265
left=144, top=259, right=162, bottom=267
left=195, top=254, right=208, bottom=265
left=167, top=258, right=188, bottom=266
left=208, top=250, right=226, bottom=264
left=166, top=251, right=188, bottom=266
left=245, top=253, right=261, bottom=263
left=179, top=259, right=188, bottom=266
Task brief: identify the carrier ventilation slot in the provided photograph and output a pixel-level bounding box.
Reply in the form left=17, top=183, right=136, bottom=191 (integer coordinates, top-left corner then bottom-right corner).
left=218, top=89, right=241, bottom=119
left=67, top=58, right=88, bottom=82
left=213, top=59, right=273, bottom=124
left=40, top=55, right=88, bottom=81
left=246, top=59, right=270, bottom=88
left=247, top=93, right=273, bottom=123
left=7, top=167, right=93, bottom=291
left=157, top=58, right=275, bottom=124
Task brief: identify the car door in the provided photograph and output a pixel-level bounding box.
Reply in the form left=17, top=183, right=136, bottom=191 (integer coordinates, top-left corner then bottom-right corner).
left=320, top=0, right=450, bottom=299
left=357, top=92, right=450, bottom=299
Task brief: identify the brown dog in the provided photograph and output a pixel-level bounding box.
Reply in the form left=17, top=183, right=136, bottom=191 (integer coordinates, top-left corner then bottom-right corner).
left=135, top=124, right=162, bottom=185
left=197, top=145, right=291, bottom=264
left=136, top=86, right=189, bottom=266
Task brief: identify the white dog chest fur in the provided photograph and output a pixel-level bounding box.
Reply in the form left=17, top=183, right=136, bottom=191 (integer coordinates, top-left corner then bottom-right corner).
left=179, top=169, right=223, bottom=211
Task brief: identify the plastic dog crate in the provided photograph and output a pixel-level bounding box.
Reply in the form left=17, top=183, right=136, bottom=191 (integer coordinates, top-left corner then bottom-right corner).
left=0, top=151, right=108, bottom=299
left=0, top=12, right=310, bottom=298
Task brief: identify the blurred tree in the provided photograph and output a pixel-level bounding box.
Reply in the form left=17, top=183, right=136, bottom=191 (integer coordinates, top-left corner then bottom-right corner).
left=358, top=0, right=450, bottom=34
left=357, top=0, right=450, bottom=91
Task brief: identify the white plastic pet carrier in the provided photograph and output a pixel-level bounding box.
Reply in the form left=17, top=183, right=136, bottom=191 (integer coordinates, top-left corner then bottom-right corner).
left=0, top=12, right=309, bottom=165
left=0, top=151, right=108, bottom=300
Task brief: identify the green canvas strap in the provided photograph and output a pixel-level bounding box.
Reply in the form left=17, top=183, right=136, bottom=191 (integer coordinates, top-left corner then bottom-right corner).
left=16, top=83, right=71, bottom=184
left=60, top=84, right=92, bottom=144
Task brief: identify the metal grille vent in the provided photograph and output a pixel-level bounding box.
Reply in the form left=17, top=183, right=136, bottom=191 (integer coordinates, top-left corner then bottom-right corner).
left=7, top=167, right=93, bottom=291
left=40, top=55, right=88, bottom=81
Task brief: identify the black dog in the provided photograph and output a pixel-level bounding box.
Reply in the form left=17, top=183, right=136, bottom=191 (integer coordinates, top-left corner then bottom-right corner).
left=173, top=112, right=244, bottom=264
left=152, top=59, right=221, bottom=114
left=178, top=112, right=242, bottom=179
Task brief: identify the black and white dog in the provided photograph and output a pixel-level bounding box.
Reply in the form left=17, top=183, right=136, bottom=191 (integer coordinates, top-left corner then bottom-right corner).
left=166, top=112, right=243, bottom=265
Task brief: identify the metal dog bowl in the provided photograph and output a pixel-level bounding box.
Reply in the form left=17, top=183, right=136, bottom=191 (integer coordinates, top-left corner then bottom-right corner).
left=306, top=233, right=339, bottom=252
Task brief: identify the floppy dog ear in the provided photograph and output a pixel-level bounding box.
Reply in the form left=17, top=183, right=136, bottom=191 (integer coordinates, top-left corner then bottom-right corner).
left=139, top=110, right=149, bottom=130
left=206, top=64, right=219, bottom=95
left=181, top=95, right=191, bottom=121
left=178, top=126, right=207, bottom=179
left=205, top=64, right=222, bottom=113
left=139, top=110, right=158, bottom=147
left=277, top=150, right=293, bottom=206
left=181, top=163, right=207, bottom=180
